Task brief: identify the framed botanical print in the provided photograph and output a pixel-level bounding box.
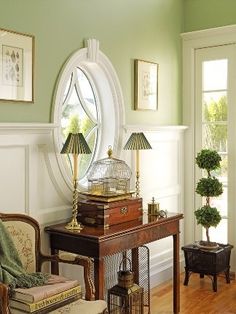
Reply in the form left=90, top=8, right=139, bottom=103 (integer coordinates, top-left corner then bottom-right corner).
left=0, top=28, right=34, bottom=102
left=134, top=59, right=158, bottom=111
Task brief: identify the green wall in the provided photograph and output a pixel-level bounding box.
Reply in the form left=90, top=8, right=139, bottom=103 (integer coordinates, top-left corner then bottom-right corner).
left=0, top=0, right=183, bottom=125
left=184, top=0, right=236, bottom=32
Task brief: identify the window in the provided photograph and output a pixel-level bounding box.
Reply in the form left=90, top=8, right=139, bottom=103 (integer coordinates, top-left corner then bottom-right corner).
left=53, top=39, right=124, bottom=189
left=198, top=56, right=228, bottom=243
left=61, top=67, right=99, bottom=180
left=195, top=44, right=236, bottom=244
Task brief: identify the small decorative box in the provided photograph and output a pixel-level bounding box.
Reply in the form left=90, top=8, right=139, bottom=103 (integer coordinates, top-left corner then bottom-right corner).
left=77, top=198, right=143, bottom=228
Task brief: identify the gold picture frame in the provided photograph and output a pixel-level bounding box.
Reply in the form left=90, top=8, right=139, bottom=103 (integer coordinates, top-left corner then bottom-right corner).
left=134, top=59, right=158, bottom=111
left=0, top=28, right=34, bottom=102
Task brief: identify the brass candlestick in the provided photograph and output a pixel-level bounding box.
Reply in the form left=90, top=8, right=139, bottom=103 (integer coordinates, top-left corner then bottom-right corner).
left=61, top=133, right=91, bottom=231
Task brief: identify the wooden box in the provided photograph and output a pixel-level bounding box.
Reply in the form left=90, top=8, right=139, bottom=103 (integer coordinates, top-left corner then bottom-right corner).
left=77, top=198, right=143, bottom=228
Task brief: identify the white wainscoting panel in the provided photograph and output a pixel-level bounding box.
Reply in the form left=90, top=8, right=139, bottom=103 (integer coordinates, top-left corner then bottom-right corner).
left=0, top=123, right=72, bottom=224
left=0, top=145, right=28, bottom=212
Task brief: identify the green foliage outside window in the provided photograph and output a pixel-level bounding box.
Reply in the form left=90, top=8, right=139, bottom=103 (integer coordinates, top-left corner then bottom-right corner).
left=63, top=114, right=95, bottom=179
left=203, top=95, right=227, bottom=178
left=203, top=95, right=227, bottom=151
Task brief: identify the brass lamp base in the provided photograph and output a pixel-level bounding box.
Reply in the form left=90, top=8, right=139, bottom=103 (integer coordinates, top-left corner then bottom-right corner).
left=135, top=171, right=140, bottom=198
left=65, top=217, right=84, bottom=231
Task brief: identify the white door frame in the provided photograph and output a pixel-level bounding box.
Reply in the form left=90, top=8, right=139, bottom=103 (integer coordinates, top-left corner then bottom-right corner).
left=182, top=25, right=236, bottom=272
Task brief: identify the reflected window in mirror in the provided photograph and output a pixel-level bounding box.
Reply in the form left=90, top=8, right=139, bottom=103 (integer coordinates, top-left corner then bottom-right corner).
left=61, top=68, right=99, bottom=180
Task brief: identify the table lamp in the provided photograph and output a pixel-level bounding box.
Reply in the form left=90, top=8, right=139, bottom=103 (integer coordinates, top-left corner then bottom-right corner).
left=123, top=132, right=152, bottom=197
left=61, top=132, right=91, bottom=231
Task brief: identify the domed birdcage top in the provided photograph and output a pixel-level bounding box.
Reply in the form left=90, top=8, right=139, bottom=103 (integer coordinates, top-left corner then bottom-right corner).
left=88, top=147, right=131, bottom=181
left=87, top=147, right=132, bottom=196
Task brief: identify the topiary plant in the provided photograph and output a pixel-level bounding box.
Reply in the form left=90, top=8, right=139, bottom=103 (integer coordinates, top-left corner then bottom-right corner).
left=196, top=149, right=221, bottom=175
left=194, top=149, right=223, bottom=245
left=196, top=177, right=223, bottom=198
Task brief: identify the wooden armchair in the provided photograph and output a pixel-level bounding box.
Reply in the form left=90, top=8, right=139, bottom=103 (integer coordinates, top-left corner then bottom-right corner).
left=0, top=212, right=107, bottom=314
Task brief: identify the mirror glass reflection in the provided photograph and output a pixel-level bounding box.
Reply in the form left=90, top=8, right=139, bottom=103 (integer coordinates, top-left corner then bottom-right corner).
left=61, top=67, right=99, bottom=180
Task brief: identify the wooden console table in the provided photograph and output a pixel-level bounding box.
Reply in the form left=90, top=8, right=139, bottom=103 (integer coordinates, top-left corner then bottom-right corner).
left=45, top=212, right=183, bottom=313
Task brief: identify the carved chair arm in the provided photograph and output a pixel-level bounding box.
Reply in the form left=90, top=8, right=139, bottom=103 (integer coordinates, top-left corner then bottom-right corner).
left=39, top=252, right=60, bottom=277
left=39, top=252, right=95, bottom=301
left=39, top=253, right=59, bottom=263
left=59, top=252, right=95, bottom=301
left=0, top=282, right=10, bottom=314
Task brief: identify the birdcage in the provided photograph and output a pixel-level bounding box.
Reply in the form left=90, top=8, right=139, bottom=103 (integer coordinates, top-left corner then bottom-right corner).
left=87, top=147, right=132, bottom=196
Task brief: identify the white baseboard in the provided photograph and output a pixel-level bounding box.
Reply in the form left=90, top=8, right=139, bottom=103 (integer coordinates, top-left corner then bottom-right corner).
left=150, top=255, right=185, bottom=288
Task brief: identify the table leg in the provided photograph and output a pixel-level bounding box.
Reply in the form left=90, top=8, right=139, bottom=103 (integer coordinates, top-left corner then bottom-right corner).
left=183, top=269, right=190, bottom=285
left=173, top=233, right=180, bottom=314
left=51, top=248, right=59, bottom=275
left=132, top=248, right=139, bottom=284
left=213, top=274, right=217, bottom=292
left=94, top=257, right=105, bottom=300
left=225, top=268, right=230, bottom=283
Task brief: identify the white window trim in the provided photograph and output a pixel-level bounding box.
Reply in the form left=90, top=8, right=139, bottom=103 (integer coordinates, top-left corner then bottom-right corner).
left=52, top=39, right=125, bottom=190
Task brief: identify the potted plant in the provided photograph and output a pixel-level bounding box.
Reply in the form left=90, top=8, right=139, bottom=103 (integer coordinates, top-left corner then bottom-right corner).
left=194, top=149, right=223, bottom=248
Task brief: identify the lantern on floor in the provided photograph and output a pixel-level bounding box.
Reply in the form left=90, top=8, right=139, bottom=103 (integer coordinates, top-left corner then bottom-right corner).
left=108, top=257, right=144, bottom=313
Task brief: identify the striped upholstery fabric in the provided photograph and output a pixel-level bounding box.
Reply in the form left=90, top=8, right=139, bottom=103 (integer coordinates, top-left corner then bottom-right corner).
left=50, top=299, right=107, bottom=314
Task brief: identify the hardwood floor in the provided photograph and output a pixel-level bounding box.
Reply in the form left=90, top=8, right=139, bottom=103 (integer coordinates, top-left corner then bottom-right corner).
left=148, top=273, right=236, bottom=314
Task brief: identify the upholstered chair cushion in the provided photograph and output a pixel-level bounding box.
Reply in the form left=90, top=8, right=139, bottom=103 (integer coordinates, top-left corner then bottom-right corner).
left=50, top=299, right=107, bottom=314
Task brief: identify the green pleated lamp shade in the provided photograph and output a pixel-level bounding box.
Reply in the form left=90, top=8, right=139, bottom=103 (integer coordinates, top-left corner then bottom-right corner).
left=60, top=133, right=92, bottom=154
left=123, top=132, right=152, bottom=150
